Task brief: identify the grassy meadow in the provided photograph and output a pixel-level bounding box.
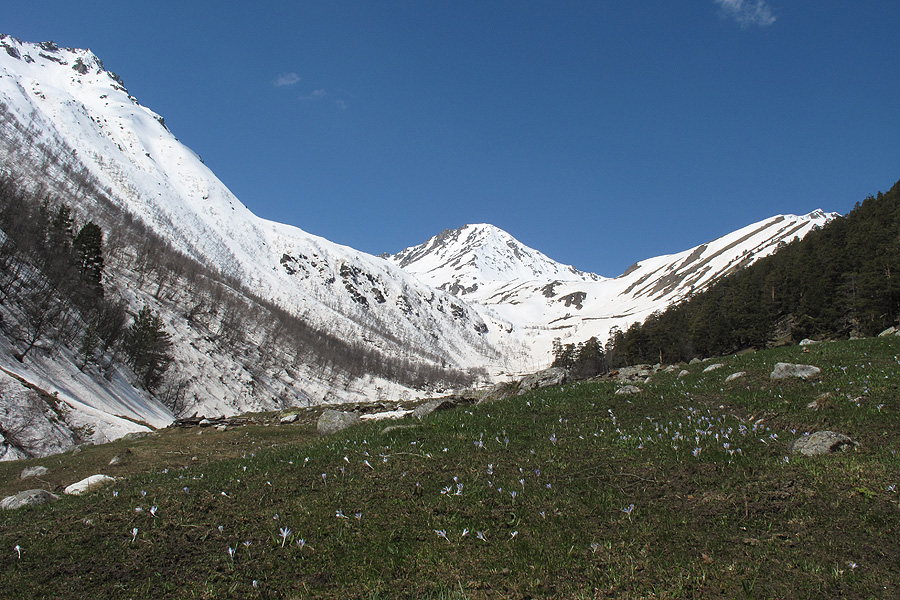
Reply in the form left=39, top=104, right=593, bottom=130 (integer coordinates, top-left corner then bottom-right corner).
left=1, top=338, right=898, bottom=598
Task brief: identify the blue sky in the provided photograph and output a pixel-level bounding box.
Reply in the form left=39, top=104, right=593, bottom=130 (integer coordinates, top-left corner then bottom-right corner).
left=5, top=1, right=900, bottom=276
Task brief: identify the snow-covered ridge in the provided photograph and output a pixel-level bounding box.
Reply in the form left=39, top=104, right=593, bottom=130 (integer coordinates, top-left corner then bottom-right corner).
left=391, top=212, right=837, bottom=366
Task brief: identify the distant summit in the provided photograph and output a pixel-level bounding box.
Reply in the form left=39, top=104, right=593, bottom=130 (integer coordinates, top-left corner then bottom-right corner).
left=386, top=223, right=602, bottom=296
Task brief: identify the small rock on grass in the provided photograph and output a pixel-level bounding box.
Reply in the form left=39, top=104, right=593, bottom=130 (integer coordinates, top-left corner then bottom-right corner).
left=64, top=474, right=116, bottom=496
left=770, top=362, right=821, bottom=380
left=20, top=466, right=49, bottom=479
left=790, top=431, right=859, bottom=456
left=1, top=489, right=59, bottom=510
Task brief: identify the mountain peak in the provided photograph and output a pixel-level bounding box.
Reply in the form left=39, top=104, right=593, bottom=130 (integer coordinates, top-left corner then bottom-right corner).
left=386, top=223, right=601, bottom=296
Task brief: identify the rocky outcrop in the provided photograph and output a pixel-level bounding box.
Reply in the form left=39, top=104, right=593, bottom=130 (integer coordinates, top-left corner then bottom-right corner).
left=412, top=398, right=459, bottom=419
left=517, top=367, right=568, bottom=395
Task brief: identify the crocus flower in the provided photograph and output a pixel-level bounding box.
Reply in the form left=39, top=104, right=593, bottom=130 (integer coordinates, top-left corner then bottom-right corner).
left=279, top=527, right=292, bottom=547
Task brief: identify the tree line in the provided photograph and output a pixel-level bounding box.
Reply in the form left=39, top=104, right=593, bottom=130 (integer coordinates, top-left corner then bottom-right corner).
left=554, top=178, right=900, bottom=376
left=0, top=175, right=173, bottom=393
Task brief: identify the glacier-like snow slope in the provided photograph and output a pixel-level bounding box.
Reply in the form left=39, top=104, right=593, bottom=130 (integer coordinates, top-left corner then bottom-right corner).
left=0, top=36, right=507, bottom=374
left=389, top=213, right=836, bottom=369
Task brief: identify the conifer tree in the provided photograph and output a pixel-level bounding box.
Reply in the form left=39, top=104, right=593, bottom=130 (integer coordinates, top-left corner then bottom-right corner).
left=73, top=221, right=104, bottom=297
left=124, top=307, right=173, bottom=391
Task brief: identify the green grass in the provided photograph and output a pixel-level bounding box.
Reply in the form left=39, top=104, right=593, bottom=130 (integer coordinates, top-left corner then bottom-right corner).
left=2, top=338, right=899, bottom=598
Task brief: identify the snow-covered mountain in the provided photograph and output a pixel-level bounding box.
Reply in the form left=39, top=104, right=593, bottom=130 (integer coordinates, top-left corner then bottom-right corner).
left=388, top=224, right=603, bottom=296
left=0, top=35, right=515, bottom=457
left=0, top=35, right=839, bottom=457
left=388, top=211, right=837, bottom=366
left=0, top=36, right=498, bottom=365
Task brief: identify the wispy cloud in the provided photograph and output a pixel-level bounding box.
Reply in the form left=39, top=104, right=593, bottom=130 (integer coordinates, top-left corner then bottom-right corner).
left=715, top=0, right=776, bottom=28
left=300, top=89, right=327, bottom=100
left=274, top=72, right=301, bottom=87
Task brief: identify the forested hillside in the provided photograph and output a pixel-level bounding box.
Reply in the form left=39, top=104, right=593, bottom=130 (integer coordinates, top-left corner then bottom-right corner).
left=554, top=179, right=900, bottom=372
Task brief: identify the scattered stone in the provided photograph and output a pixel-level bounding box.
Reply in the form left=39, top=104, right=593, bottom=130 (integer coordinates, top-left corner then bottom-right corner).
left=807, top=393, right=831, bottom=410
left=20, top=466, right=49, bottom=479
left=770, top=362, right=821, bottom=381
left=725, top=372, right=747, bottom=382
left=280, top=413, right=299, bottom=424
left=615, top=364, right=653, bottom=383
left=677, top=370, right=690, bottom=378
left=689, top=358, right=702, bottom=365
left=517, top=367, right=567, bottom=394
left=70, top=442, right=92, bottom=454
left=790, top=431, right=859, bottom=457
left=381, top=424, right=421, bottom=435
left=216, top=424, right=228, bottom=432
left=198, top=418, right=213, bottom=427
left=109, top=449, right=132, bottom=466
left=878, top=326, right=899, bottom=337
left=1, top=489, right=59, bottom=510
left=702, top=363, right=725, bottom=373
left=615, top=385, right=642, bottom=395
left=64, top=474, right=116, bottom=496
left=412, top=398, right=458, bottom=420
left=799, top=338, right=822, bottom=346
left=317, top=409, right=360, bottom=436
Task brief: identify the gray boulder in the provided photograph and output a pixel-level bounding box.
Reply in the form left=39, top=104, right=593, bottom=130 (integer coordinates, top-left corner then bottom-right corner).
left=517, top=367, right=568, bottom=394
left=770, top=362, right=821, bottom=381
left=790, top=431, right=859, bottom=456
left=702, top=363, right=725, bottom=373
left=280, top=413, right=299, bottom=424
left=1, top=489, right=59, bottom=510
left=412, top=398, right=458, bottom=420
left=615, top=364, right=654, bottom=383
left=317, top=409, right=360, bottom=436
left=878, top=326, right=899, bottom=337
left=478, top=381, right=518, bottom=403
left=725, top=371, right=747, bottom=382
left=615, top=385, right=642, bottom=395
left=20, top=466, right=49, bottom=479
